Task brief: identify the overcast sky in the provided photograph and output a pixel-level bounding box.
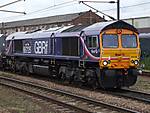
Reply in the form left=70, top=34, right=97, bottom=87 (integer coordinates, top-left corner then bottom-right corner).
left=0, top=0, right=149, bottom=22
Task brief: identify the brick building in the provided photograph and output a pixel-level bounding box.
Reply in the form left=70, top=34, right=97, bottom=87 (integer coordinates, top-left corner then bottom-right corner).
left=0, top=10, right=105, bottom=35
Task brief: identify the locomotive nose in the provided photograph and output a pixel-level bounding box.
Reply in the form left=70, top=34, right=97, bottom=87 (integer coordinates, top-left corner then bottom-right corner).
left=100, top=49, right=140, bottom=69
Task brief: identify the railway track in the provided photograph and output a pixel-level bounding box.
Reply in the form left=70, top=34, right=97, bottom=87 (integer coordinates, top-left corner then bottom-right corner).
left=106, top=88, right=150, bottom=104
left=141, top=70, right=150, bottom=77
left=0, top=76, right=139, bottom=113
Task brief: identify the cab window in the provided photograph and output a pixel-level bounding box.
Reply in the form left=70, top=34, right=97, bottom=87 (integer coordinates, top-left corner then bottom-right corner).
left=122, top=34, right=137, bottom=48
left=86, top=36, right=98, bottom=48
left=102, top=34, right=118, bottom=48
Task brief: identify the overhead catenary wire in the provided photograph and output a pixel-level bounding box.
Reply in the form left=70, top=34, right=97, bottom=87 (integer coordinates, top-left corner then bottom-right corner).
left=0, top=0, right=26, bottom=14
left=23, top=1, right=150, bottom=17
left=30, top=1, right=150, bottom=14
left=79, top=1, right=116, bottom=20
left=101, top=1, right=150, bottom=12
left=26, top=0, right=77, bottom=15
left=0, top=0, right=25, bottom=9
left=0, top=0, right=78, bottom=21
left=0, top=0, right=150, bottom=20
left=0, top=10, right=26, bottom=14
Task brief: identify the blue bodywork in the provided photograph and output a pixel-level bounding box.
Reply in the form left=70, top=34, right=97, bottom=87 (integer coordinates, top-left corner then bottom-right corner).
left=6, top=20, right=138, bottom=62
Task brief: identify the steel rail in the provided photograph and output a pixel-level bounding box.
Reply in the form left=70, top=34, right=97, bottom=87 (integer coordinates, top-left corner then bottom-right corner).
left=97, top=88, right=150, bottom=104
left=141, top=71, right=150, bottom=77
left=0, top=76, right=139, bottom=113
left=0, top=77, right=92, bottom=113
left=116, top=88, right=150, bottom=104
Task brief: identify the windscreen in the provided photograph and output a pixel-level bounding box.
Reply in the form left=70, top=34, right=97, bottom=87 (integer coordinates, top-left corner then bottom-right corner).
left=102, top=34, right=118, bottom=48
left=122, top=34, right=137, bottom=48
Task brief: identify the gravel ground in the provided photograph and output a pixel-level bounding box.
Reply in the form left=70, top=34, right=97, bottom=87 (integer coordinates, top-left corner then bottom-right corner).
left=0, top=106, right=10, bottom=113
left=0, top=85, right=62, bottom=113
left=0, top=71, right=150, bottom=113
left=130, top=76, right=150, bottom=93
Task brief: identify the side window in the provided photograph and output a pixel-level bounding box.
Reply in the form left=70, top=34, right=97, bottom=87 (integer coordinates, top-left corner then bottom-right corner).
left=86, top=36, right=98, bottom=48
left=14, top=40, right=23, bottom=53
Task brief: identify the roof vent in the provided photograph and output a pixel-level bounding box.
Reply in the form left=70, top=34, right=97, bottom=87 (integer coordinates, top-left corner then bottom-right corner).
left=26, top=29, right=41, bottom=34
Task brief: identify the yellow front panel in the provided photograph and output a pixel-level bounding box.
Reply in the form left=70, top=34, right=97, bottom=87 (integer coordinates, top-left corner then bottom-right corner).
left=99, top=29, right=140, bottom=69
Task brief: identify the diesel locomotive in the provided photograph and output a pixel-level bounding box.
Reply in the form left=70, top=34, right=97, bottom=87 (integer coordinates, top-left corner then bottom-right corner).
left=1, top=20, right=141, bottom=88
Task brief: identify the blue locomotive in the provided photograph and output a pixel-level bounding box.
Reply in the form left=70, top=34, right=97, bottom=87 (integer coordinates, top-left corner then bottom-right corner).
left=3, top=20, right=141, bottom=88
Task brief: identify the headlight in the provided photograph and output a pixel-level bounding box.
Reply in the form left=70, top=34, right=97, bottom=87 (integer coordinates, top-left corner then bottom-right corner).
left=134, top=60, right=139, bottom=65
left=103, top=60, right=108, bottom=66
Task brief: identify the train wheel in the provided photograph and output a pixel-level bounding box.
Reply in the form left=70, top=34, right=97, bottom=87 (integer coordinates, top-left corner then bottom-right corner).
left=125, top=69, right=138, bottom=87
left=60, top=72, right=66, bottom=81
left=11, top=62, right=16, bottom=73
left=21, top=63, right=29, bottom=76
left=57, top=72, right=62, bottom=80
left=86, top=69, right=98, bottom=89
left=70, top=73, right=77, bottom=84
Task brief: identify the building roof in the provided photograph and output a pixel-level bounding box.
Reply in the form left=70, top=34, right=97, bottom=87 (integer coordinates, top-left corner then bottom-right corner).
left=2, top=11, right=97, bottom=28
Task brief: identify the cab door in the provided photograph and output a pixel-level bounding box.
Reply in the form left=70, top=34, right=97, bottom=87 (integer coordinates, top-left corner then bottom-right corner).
left=85, top=35, right=100, bottom=58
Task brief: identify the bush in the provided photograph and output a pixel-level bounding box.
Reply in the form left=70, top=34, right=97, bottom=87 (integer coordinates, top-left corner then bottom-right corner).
left=141, top=57, right=150, bottom=70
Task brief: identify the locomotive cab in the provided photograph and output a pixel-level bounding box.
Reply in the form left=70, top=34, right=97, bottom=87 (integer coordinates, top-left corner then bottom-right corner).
left=100, top=29, right=140, bottom=69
